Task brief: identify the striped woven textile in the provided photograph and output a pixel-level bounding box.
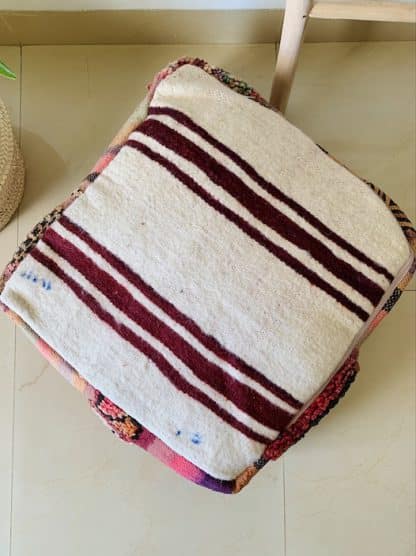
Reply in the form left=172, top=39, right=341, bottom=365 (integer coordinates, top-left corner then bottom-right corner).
left=1, top=58, right=415, bottom=490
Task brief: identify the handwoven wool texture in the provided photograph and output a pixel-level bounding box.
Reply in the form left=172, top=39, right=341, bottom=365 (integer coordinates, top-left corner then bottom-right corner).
left=0, top=63, right=412, bottom=480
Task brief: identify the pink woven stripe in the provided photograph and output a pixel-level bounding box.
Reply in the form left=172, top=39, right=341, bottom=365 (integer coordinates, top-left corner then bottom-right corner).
left=148, top=106, right=394, bottom=282
left=58, top=214, right=302, bottom=410
left=30, top=246, right=272, bottom=445
left=125, top=139, right=370, bottom=322
left=42, top=227, right=293, bottom=433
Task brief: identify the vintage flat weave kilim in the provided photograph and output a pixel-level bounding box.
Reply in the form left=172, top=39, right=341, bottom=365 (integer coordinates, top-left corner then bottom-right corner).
left=1, top=58, right=415, bottom=494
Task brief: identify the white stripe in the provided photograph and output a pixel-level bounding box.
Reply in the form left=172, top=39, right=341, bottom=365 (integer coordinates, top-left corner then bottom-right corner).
left=147, top=112, right=390, bottom=290
left=54, top=218, right=298, bottom=416
left=130, top=131, right=375, bottom=317
left=36, top=237, right=278, bottom=442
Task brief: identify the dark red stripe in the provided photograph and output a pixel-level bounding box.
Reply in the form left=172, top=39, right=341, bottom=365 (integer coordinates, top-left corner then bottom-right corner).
left=125, top=139, right=370, bottom=322
left=42, top=227, right=293, bottom=433
left=138, top=118, right=384, bottom=307
left=30, top=246, right=271, bottom=445
left=59, top=214, right=302, bottom=410
left=148, top=106, right=394, bottom=283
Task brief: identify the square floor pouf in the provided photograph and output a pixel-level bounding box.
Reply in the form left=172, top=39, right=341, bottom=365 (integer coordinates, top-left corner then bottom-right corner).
left=1, top=57, right=415, bottom=494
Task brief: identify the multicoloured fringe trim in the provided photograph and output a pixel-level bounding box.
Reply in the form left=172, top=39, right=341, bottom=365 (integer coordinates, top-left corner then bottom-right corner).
left=0, top=57, right=415, bottom=494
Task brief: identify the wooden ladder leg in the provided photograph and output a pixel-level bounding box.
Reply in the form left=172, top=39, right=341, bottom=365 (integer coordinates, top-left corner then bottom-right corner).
left=270, top=0, right=313, bottom=113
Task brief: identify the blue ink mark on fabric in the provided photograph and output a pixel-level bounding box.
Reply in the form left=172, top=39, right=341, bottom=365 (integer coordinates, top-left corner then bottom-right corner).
left=42, top=279, right=52, bottom=290
left=191, top=433, right=202, bottom=445
left=20, top=270, right=52, bottom=291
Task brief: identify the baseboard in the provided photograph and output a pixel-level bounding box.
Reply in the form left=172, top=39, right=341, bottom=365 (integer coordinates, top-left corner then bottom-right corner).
left=0, top=9, right=415, bottom=46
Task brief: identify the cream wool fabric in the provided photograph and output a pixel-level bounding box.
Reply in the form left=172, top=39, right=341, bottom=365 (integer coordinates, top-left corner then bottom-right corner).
left=61, top=148, right=367, bottom=399
left=0, top=63, right=412, bottom=480
left=142, top=113, right=390, bottom=292
left=132, top=130, right=375, bottom=316
left=3, top=242, right=267, bottom=479
left=151, top=65, right=410, bottom=272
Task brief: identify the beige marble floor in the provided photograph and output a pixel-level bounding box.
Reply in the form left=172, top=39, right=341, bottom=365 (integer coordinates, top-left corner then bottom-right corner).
left=0, top=42, right=414, bottom=556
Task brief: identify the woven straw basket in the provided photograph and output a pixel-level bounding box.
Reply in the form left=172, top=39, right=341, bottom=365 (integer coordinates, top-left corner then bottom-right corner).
left=0, top=98, right=24, bottom=231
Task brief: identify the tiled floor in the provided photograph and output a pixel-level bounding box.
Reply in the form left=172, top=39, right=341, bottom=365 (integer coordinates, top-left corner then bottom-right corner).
left=0, top=42, right=414, bottom=556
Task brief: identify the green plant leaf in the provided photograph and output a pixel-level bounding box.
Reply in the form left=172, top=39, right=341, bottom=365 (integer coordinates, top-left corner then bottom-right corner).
left=0, top=60, right=16, bottom=80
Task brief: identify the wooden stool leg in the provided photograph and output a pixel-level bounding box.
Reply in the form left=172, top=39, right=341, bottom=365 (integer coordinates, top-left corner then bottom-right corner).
left=270, top=0, right=313, bottom=113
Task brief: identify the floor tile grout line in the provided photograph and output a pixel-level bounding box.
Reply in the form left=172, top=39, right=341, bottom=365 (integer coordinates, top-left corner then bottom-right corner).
left=18, top=45, right=22, bottom=146
left=282, top=456, right=287, bottom=556
left=8, top=326, right=16, bottom=556
left=8, top=43, right=23, bottom=556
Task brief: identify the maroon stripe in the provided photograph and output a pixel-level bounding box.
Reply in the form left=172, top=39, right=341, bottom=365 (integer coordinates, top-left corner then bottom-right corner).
left=30, top=246, right=271, bottom=445
left=126, top=138, right=370, bottom=322
left=138, top=118, right=384, bottom=307
left=42, top=227, right=293, bottom=433
left=148, top=106, right=393, bottom=282
left=59, top=214, right=302, bottom=410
